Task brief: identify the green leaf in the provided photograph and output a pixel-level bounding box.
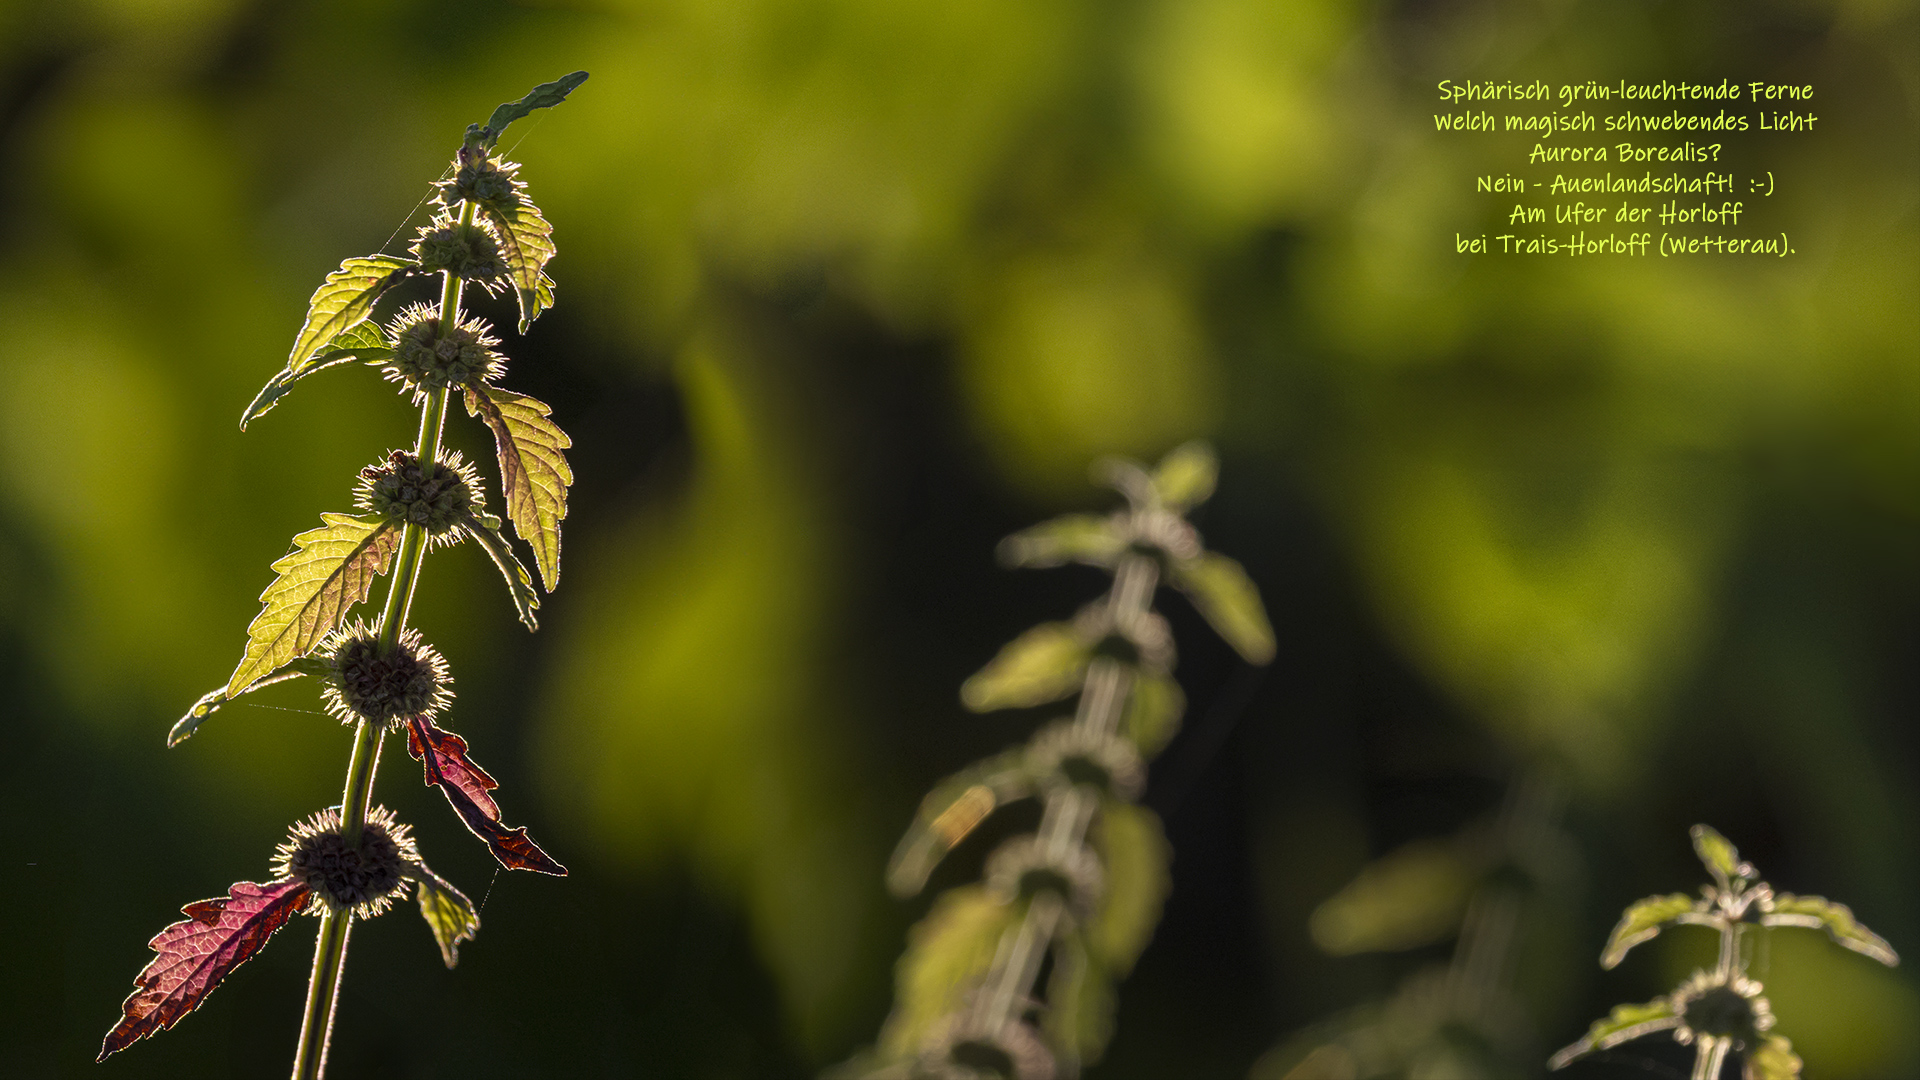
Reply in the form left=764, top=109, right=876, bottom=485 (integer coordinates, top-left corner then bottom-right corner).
left=1151, top=441, right=1217, bottom=511
left=474, top=197, right=557, bottom=333
left=996, top=513, right=1126, bottom=569
left=1045, top=933, right=1116, bottom=1072
left=1308, top=838, right=1480, bottom=956
left=1743, top=1035, right=1803, bottom=1080
left=1764, top=893, right=1900, bottom=966
left=466, top=518, right=540, bottom=631
left=282, top=255, right=414, bottom=376
left=1690, top=823, right=1745, bottom=886
left=167, top=658, right=326, bottom=747
left=887, top=750, right=1032, bottom=897
left=481, top=71, right=589, bottom=146
left=1169, top=552, right=1276, bottom=664
left=240, top=321, right=395, bottom=429
left=1546, top=997, right=1682, bottom=1070
left=403, top=862, right=480, bottom=968
left=1121, top=671, right=1186, bottom=759
left=466, top=386, right=572, bottom=592
left=1088, top=800, right=1170, bottom=972
left=227, top=513, right=401, bottom=696
left=877, top=886, right=1019, bottom=1058
left=1600, top=892, right=1700, bottom=969
left=959, top=621, right=1091, bottom=712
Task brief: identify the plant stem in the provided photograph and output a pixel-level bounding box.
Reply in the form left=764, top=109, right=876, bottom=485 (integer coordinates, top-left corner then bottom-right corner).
left=290, top=199, right=472, bottom=1080
left=972, top=554, right=1157, bottom=1041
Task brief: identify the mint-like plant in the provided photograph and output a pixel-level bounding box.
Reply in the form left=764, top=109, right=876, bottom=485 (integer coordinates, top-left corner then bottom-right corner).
left=843, top=443, right=1276, bottom=1079
left=1550, top=824, right=1899, bottom=1080
left=98, top=73, right=587, bottom=1077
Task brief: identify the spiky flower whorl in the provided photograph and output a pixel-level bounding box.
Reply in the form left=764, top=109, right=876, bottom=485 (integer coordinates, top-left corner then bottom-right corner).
left=410, top=211, right=508, bottom=293
left=436, top=153, right=524, bottom=210
left=318, top=620, right=453, bottom=728
left=274, top=806, right=419, bottom=918
left=355, top=449, right=487, bottom=540
left=985, top=835, right=1104, bottom=920
left=382, top=303, right=505, bottom=401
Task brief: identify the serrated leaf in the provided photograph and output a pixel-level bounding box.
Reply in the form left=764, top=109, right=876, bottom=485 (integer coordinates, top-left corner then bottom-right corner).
left=227, top=514, right=401, bottom=697
left=1309, top=838, right=1479, bottom=956
left=1743, top=1035, right=1802, bottom=1080
left=240, top=321, right=395, bottom=429
left=481, top=71, right=589, bottom=146
left=1169, top=552, right=1276, bottom=664
left=284, top=255, right=414, bottom=373
left=1546, top=997, right=1682, bottom=1069
left=959, top=621, right=1091, bottom=712
left=877, top=886, right=1018, bottom=1058
left=474, top=196, right=557, bottom=333
left=467, top=518, right=540, bottom=631
left=1764, top=893, right=1900, bottom=966
left=466, top=386, right=572, bottom=592
left=1122, top=671, right=1186, bottom=758
left=168, top=657, right=327, bottom=747
left=1151, top=441, right=1217, bottom=511
left=406, top=716, right=566, bottom=875
left=887, top=750, right=1032, bottom=897
left=1089, top=800, right=1170, bottom=972
left=402, top=862, right=480, bottom=968
left=1691, top=824, right=1743, bottom=884
left=1600, top=892, right=1699, bottom=969
left=996, top=513, right=1126, bottom=569
left=99, top=880, right=310, bottom=1060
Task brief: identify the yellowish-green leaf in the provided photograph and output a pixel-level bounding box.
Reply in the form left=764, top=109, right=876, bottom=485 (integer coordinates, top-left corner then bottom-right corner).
left=996, top=513, right=1126, bottom=569
left=1046, top=933, right=1117, bottom=1071
left=1309, top=838, right=1479, bottom=956
left=1122, top=671, right=1186, bottom=758
left=285, top=255, right=414, bottom=376
left=1691, top=824, right=1745, bottom=884
left=1600, top=892, right=1699, bottom=969
left=167, top=658, right=326, bottom=747
left=467, top=386, right=572, bottom=592
left=877, top=886, right=1018, bottom=1058
left=467, top=519, right=540, bottom=631
left=404, top=862, right=480, bottom=968
left=887, top=750, right=1031, bottom=897
left=1170, top=552, right=1276, bottom=664
left=1546, top=998, right=1682, bottom=1069
left=476, top=196, right=557, bottom=333
left=1089, top=800, right=1170, bottom=972
left=1743, top=1035, right=1802, bottom=1080
left=240, top=321, right=395, bottom=429
left=960, top=621, right=1091, bottom=712
left=1151, top=441, right=1217, bottom=511
left=1765, top=893, right=1900, bottom=966
left=227, top=513, right=401, bottom=696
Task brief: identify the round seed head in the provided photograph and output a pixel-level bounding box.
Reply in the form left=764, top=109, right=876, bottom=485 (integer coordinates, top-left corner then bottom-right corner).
left=273, top=806, right=419, bottom=918
left=355, top=449, right=487, bottom=540
left=319, top=620, right=453, bottom=728
left=383, top=302, right=505, bottom=401
left=1672, top=970, right=1773, bottom=1048
left=410, top=212, right=508, bottom=293
left=985, top=834, right=1104, bottom=920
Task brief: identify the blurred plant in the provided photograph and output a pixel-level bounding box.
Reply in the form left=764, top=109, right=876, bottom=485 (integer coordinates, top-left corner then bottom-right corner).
left=97, top=74, right=586, bottom=1077
left=1549, top=825, right=1899, bottom=1080
left=1253, top=777, right=1579, bottom=1080
left=839, top=443, right=1276, bottom=1079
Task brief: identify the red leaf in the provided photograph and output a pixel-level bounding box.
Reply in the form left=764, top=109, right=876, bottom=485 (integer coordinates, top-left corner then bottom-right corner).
left=407, top=716, right=566, bottom=876
left=99, top=880, right=310, bottom=1060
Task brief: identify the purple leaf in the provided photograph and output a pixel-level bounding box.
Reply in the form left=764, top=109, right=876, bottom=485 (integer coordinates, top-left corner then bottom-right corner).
left=407, top=716, right=566, bottom=876
left=99, top=880, right=310, bottom=1060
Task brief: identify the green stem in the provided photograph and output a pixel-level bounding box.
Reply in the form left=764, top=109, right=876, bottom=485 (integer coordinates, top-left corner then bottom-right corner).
left=290, top=198, right=473, bottom=1080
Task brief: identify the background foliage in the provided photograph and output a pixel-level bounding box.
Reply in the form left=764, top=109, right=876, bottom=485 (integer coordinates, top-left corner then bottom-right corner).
left=0, top=0, right=1913, bottom=1076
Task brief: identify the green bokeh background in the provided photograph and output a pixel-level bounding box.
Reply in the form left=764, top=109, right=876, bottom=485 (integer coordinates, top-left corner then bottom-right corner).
left=0, top=0, right=1913, bottom=1076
